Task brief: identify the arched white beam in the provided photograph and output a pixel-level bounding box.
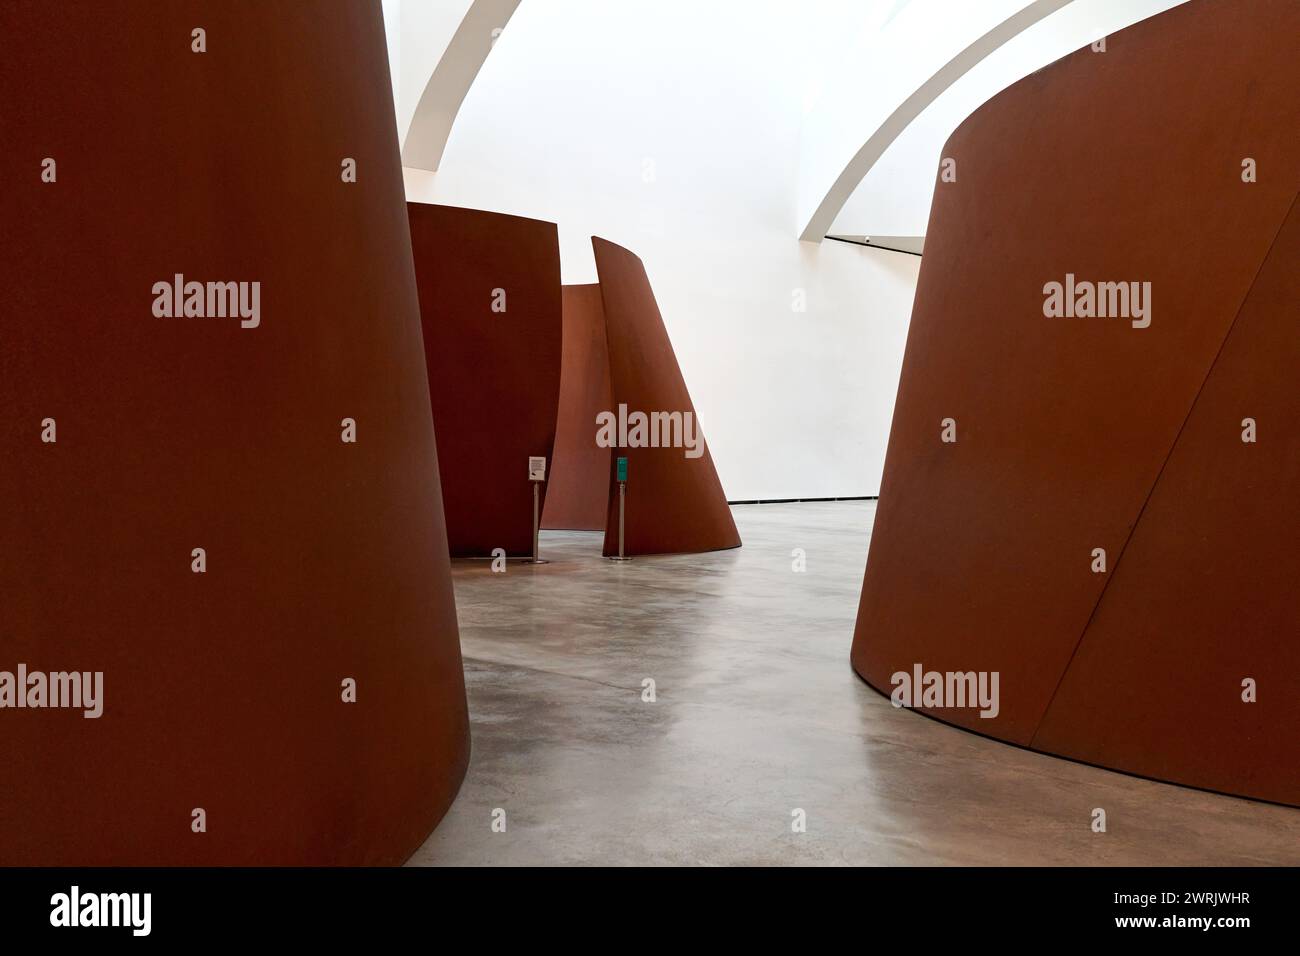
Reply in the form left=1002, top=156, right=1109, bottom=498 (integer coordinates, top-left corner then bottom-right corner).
left=402, top=0, right=521, bottom=172
left=797, top=0, right=1072, bottom=243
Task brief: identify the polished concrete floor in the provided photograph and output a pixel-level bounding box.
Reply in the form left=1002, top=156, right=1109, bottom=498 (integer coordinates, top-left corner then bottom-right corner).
left=411, top=501, right=1300, bottom=866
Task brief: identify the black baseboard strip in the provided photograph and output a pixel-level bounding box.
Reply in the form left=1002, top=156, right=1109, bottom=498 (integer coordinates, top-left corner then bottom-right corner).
left=728, top=496, right=878, bottom=505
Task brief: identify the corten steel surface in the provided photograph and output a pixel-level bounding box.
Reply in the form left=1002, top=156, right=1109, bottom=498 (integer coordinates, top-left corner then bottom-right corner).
left=407, top=203, right=562, bottom=557
left=1033, top=198, right=1300, bottom=805
left=542, top=284, right=613, bottom=531
left=591, top=238, right=740, bottom=557
left=851, top=0, right=1300, bottom=804
left=0, top=1, right=469, bottom=863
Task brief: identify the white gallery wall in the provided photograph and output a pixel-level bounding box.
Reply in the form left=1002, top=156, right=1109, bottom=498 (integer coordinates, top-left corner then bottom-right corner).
left=382, top=0, right=1185, bottom=501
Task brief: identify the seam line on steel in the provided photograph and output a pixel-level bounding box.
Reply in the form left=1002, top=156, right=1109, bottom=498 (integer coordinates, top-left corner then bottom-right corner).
left=1029, top=187, right=1300, bottom=748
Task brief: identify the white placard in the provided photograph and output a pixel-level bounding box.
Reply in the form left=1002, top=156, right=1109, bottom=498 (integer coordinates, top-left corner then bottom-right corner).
left=528, top=456, right=547, bottom=482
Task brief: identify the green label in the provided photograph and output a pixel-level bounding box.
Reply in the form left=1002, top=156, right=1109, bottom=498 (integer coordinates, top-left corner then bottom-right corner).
left=616, top=456, right=628, bottom=482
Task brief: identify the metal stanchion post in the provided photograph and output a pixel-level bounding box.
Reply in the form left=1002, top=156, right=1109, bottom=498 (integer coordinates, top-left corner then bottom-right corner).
left=526, top=456, right=548, bottom=565
left=610, top=456, right=631, bottom=562
left=532, top=482, right=540, bottom=562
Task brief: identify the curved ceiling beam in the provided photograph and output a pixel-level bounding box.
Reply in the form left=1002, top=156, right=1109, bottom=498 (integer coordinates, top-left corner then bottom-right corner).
left=401, top=0, right=521, bottom=172
left=797, top=0, right=1072, bottom=243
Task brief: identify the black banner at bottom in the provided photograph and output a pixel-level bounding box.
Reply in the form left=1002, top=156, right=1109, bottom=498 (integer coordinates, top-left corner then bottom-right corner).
left=0, top=866, right=1288, bottom=942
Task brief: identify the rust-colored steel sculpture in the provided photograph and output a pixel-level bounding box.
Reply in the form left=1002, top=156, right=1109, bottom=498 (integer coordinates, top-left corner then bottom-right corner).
left=407, top=202, right=562, bottom=557
left=592, top=238, right=740, bottom=557
left=542, top=284, right=613, bottom=531
left=1033, top=198, right=1300, bottom=805
left=0, top=0, right=469, bottom=863
left=851, top=0, right=1299, bottom=805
